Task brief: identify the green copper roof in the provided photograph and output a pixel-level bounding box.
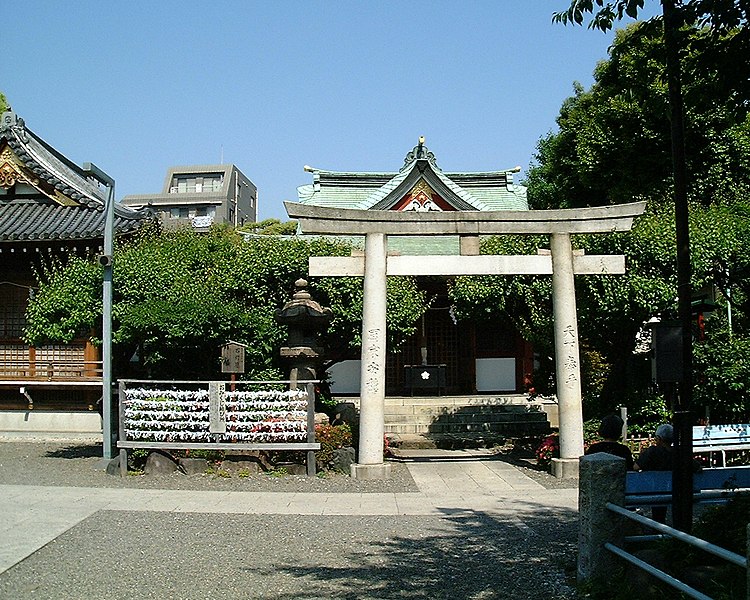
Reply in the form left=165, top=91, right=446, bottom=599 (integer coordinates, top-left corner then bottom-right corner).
left=297, top=140, right=528, bottom=212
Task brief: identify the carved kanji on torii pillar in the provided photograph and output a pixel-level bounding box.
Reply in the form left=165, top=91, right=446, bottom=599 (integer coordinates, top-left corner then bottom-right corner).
left=285, top=201, right=646, bottom=480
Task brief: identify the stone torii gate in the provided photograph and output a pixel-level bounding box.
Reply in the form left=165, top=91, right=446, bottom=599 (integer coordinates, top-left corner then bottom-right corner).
left=286, top=201, right=646, bottom=479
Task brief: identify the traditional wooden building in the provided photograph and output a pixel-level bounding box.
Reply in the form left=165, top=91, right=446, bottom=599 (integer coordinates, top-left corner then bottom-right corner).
left=297, top=139, right=535, bottom=396
left=0, top=111, right=149, bottom=415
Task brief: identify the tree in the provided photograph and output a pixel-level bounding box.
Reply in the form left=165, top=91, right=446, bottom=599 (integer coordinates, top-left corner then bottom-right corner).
left=527, top=23, right=750, bottom=209
left=554, top=0, right=750, bottom=530
left=25, top=225, right=427, bottom=380
left=238, top=218, right=299, bottom=236
left=0, top=92, right=8, bottom=113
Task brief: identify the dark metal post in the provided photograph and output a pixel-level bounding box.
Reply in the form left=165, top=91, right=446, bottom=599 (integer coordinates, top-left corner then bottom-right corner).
left=306, top=381, right=317, bottom=476
left=83, top=162, right=115, bottom=460
left=662, top=0, right=693, bottom=532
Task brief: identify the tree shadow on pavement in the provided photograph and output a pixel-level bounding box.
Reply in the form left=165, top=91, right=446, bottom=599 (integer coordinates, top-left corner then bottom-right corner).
left=44, top=443, right=102, bottom=459
left=255, top=506, right=579, bottom=600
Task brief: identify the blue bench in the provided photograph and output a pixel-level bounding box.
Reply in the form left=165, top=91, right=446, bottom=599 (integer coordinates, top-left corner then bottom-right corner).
left=693, top=424, right=750, bottom=467
left=625, top=466, right=750, bottom=508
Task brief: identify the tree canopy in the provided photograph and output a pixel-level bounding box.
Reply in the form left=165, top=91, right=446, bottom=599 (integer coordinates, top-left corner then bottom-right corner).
left=490, top=16, right=750, bottom=424
left=526, top=23, right=750, bottom=209
left=25, top=225, right=427, bottom=380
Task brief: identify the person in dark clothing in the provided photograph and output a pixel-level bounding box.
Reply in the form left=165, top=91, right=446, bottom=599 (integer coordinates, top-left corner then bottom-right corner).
left=635, top=423, right=674, bottom=471
left=585, top=414, right=634, bottom=470
left=634, top=423, right=674, bottom=523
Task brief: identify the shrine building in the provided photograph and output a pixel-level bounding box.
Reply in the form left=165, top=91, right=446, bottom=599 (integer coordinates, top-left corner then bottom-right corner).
left=0, top=111, right=150, bottom=423
left=296, top=139, right=535, bottom=397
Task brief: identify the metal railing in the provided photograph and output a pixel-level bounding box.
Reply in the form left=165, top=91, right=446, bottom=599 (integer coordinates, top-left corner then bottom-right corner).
left=605, top=502, right=747, bottom=600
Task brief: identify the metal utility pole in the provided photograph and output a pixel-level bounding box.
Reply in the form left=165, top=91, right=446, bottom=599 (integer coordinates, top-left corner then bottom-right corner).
left=83, top=162, right=115, bottom=459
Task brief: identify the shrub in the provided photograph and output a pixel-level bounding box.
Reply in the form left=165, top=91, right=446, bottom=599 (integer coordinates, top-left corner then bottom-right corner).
left=535, top=433, right=559, bottom=469
left=315, top=423, right=353, bottom=470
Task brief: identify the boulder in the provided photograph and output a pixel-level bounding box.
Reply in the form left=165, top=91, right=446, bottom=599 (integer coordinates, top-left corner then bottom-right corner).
left=105, top=456, right=121, bottom=476
left=331, top=446, right=356, bottom=474
left=220, top=459, right=262, bottom=475
left=275, top=462, right=307, bottom=476
left=331, top=402, right=358, bottom=428
left=178, top=457, right=209, bottom=475
left=144, top=451, right=179, bottom=475
left=226, top=451, right=273, bottom=470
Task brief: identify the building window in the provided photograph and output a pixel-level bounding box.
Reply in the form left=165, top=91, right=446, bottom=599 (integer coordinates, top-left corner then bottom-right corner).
left=171, top=174, right=224, bottom=194
left=170, top=207, right=189, bottom=218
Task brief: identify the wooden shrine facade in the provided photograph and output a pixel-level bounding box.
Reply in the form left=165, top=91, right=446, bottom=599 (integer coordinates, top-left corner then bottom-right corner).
left=0, top=111, right=149, bottom=411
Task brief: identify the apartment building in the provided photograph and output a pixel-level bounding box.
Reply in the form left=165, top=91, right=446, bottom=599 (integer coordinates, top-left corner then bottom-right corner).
left=121, top=164, right=257, bottom=229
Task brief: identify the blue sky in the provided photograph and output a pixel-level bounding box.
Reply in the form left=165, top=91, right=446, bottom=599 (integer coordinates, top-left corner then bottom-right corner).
left=2, top=1, right=649, bottom=220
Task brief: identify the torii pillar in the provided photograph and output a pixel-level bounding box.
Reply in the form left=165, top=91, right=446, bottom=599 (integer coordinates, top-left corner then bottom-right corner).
left=286, top=201, right=646, bottom=479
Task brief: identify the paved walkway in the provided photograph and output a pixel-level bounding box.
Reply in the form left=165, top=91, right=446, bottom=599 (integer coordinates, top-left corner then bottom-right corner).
left=0, top=448, right=578, bottom=575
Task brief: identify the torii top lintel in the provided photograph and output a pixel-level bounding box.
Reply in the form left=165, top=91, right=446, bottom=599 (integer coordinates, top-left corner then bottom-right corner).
left=284, top=201, right=647, bottom=236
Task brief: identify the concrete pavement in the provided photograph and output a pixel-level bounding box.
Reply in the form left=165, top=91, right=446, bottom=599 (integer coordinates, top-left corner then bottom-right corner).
left=0, top=448, right=578, bottom=576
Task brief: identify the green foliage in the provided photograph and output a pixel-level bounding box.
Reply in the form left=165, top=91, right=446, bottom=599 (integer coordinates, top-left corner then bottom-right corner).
left=0, top=92, right=8, bottom=113
left=694, top=333, right=750, bottom=422
left=623, top=391, right=671, bottom=435
left=24, top=256, right=101, bottom=344
left=692, top=493, right=750, bottom=556
left=555, top=0, right=750, bottom=38
left=239, top=218, right=299, bottom=236
left=315, top=423, right=353, bottom=471
left=24, top=226, right=427, bottom=380
left=517, top=17, right=750, bottom=423
left=528, top=23, right=750, bottom=210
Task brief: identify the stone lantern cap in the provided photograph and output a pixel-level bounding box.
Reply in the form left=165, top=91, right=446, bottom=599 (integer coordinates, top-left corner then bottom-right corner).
left=275, top=279, right=332, bottom=328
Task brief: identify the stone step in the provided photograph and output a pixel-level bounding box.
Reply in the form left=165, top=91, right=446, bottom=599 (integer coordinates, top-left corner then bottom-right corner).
left=387, top=433, right=510, bottom=450
left=429, top=421, right=551, bottom=434
left=385, top=421, right=551, bottom=435
left=384, top=411, right=548, bottom=425
left=384, top=395, right=529, bottom=407
left=383, top=404, right=536, bottom=416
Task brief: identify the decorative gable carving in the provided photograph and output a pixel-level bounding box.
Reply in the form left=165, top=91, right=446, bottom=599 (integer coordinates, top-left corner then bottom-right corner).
left=0, top=144, right=78, bottom=206
left=401, top=179, right=442, bottom=212
left=0, top=146, right=39, bottom=191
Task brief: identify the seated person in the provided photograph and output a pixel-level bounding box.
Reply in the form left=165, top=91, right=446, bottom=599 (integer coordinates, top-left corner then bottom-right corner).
left=634, top=423, right=673, bottom=523
left=585, top=414, right=634, bottom=470
left=634, top=423, right=673, bottom=472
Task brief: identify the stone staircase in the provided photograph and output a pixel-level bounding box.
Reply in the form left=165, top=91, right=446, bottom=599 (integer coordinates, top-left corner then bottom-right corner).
left=382, top=394, right=554, bottom=449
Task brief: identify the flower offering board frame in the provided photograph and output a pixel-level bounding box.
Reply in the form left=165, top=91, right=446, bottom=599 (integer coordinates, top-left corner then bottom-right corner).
left=116, top=379, right=320, bottom=476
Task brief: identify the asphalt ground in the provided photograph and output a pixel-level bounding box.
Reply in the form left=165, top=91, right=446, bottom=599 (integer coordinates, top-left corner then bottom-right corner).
left=0, top=440, right=580, bottom=600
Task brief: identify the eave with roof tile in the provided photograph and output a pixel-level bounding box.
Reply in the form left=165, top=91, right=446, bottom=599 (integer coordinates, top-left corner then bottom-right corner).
left=297, top=139, right=528, bottom=213
left=0, top=111, right=149, bottom=244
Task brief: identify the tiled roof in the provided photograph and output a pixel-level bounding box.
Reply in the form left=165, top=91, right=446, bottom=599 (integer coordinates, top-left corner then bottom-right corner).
left=0, top=112, right=149, bottom=242
left=0, top=200, right=144, bottom=241
left=297, top=141, right=528, bottom=212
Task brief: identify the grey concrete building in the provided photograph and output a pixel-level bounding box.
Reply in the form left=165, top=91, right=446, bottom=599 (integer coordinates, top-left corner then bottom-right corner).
left=121, top=164, right=257, bottom=229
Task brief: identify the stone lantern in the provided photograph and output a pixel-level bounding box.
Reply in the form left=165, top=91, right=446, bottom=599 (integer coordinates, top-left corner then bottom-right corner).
left=275, top=278, right=332, bottom=388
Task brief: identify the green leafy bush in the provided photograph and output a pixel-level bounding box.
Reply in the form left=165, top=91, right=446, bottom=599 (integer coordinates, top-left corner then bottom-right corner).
left=315, top=423, right=353, bottom=470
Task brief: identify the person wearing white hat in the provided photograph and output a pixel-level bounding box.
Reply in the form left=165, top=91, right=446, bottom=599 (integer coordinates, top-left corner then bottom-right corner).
left=635, top=423, right=674, bottom=522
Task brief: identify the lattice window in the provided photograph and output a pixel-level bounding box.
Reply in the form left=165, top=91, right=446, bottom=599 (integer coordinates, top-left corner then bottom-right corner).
left=36, top=345, right=86, bottom=377
left=0, top=284, right=29, bottom=339
left=386, top=309, right=459, bottom=393
left=0, top=343, right=30, bottom=376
